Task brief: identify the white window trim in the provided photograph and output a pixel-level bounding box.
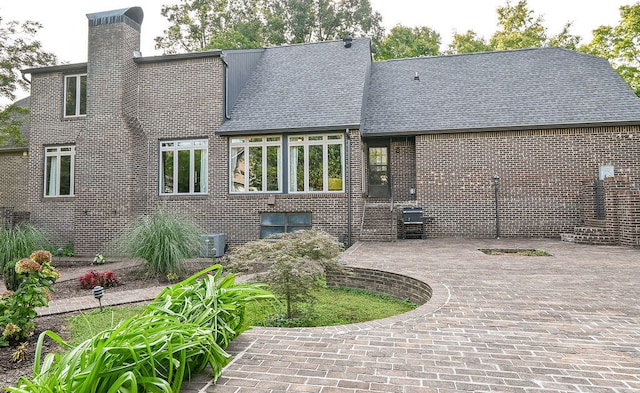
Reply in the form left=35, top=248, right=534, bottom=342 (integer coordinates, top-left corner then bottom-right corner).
left=229, top=136, right=282, bottom=194
left=63, top=74, right=87, bottom=118
left=159, top=139, right=208, bottom=196
left=288, top=134, right=345, bottom=193
left=44, top=145, right=75, bottom=197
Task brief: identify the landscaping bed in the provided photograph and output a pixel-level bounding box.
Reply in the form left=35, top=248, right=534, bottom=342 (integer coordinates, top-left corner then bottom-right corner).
left=0, top=261, right=212, bottom=389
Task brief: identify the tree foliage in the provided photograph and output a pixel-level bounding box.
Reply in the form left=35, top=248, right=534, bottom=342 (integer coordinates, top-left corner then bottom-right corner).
left=490, top=0, right=547, bottom=50
left=0, top=16, right=55, bottom=146
left=580, top=3, right=640, bottom=96
left=228, top=230, right=344, bottom=319
left=156, top=0, right=384, bottom=53
left=447, top=30, right=492, bottom=55
left=376, top=25, right=440, bottom=60
left=449, top=1, right=580, bottom=55
left=0, top=103, right=28, bottom=146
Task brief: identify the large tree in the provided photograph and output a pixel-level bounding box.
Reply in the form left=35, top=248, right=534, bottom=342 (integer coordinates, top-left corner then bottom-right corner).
left=581, top=3, right=640, bottom=96
left=376, top=25, right=441, bottom=60
left=448, top=0, right=580, bottom=55
left=447, top=30, right=492, bottom=55
left=0, top=16, right=56, bottom=146
left=156, top=0, right=384, bottom=53
left=489, top=0, right=547, bottom=50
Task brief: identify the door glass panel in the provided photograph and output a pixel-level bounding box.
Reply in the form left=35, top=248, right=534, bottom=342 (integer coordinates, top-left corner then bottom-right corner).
left=369, top=147, right=388, bottom=186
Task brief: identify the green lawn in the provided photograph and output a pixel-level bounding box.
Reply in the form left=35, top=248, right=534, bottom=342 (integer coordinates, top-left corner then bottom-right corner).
left=68, top=287, right=416, bottom=340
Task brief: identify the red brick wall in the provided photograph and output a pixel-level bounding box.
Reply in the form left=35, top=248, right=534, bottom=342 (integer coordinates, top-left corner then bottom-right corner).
left=416, top=126, right=640, bottom=238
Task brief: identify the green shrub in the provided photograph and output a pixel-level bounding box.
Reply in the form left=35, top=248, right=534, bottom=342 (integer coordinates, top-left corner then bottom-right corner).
left=9, top=265, right=273, bottom=393
left=229, top=229, right=344, bottom=319
left=0, top=225, right=50, bottom=272
left=0, top=251, right=60, bottom=346
left=115, top=211, right=202, bottom=276
left=2, top=260, right=21, bottom=291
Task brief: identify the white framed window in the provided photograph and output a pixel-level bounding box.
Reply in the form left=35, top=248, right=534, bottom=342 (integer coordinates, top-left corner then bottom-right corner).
left=160, top=139, right=208, bottom=195
left=44, top=146, right=75, bottom=197
left=230, top=136, right=281, bottom=193
left=289, top=134, right=344, bottom=193
left=64, top=74, right=87, bottom=117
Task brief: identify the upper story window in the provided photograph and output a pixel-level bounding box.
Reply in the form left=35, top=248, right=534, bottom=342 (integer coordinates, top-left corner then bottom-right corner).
left=160, top=139, right=208, bottom=195
left=230, top=136, right=281, bottom=193
left=289, top=134, right=344, bottom=193
left=64, top=74, right=87, bottom=117
left=44, top=146, right=75, bottom=197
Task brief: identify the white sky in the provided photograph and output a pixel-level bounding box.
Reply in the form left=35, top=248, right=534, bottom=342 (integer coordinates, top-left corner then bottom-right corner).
left=0, top=0, right=633, bottom=103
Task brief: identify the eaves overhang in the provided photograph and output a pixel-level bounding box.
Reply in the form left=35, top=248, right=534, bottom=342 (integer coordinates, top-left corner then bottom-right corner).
left=22, top=63, right=87, bottom=75
left=134, top=50, right=223, bottom=64
left=0, top=146, right=28, bottom=153
left=217, top=124, right=361, bottom=136
left=361, top=120, right=640, bottom=137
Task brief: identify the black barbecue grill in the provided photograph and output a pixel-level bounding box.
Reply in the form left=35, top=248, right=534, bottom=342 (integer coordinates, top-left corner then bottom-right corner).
left=401, top=207, right=426, bottom=239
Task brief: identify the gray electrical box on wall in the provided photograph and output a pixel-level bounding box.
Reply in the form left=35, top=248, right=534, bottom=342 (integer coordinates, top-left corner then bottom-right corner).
left=201, top=233, right=226, bottom=258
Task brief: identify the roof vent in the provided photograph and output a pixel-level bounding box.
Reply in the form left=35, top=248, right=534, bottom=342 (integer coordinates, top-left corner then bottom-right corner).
left=414, top=72, right=420, bottom=81
left=343, top=35, right=353, bottom=48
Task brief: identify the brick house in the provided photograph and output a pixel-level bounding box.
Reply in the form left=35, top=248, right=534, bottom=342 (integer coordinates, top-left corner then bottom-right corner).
left=20, top=6, right=640, bottom=255
left=0, top=97, right=30, bottom=227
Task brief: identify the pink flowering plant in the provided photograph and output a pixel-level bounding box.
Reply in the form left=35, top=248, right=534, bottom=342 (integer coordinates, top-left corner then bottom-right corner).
left=0, top=250, right=60, bottom=346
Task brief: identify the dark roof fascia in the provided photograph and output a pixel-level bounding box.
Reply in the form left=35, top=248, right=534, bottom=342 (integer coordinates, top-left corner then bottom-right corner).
left=217, top=124, right=360, bottom=136
left=134, top=50, right=223, bottom=64
left=362, top=120, right=640, bottom=138
left=22, top=63, right=87, bottom=75
left=0, top=146, right=28, bottom=153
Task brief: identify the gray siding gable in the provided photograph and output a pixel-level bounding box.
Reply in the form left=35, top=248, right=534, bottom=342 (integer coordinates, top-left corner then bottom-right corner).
left=218, top=38, right=371, bottom=135
left=363, top=47, right=640, bottom=136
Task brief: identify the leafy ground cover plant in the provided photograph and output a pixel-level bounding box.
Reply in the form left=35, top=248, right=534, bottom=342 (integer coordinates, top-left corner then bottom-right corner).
left=115, top=211, right=202, bottom=276
left=0, top=251, right=60, bottom=347
left=8, top=264, right=273, bottom=393
left=229, top=229, right=344, bottom=319
left=78, top=270, right=120, bottom=289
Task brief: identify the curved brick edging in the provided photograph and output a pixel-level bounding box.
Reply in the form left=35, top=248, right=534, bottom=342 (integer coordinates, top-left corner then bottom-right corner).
left=326, top=266, right=433, bottom=305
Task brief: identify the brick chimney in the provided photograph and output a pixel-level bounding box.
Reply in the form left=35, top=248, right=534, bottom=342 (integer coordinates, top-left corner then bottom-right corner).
left=86, top=7, right=142, bottom=118
left=74, top=7, right=145, bottom=254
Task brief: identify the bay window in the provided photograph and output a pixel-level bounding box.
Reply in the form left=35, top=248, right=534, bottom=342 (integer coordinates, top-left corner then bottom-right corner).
left=160, top=139, right=208, bottom=195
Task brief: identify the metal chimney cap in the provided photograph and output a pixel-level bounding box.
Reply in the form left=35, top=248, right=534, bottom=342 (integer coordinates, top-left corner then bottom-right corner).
left=343, top=35, right=353, bottom=48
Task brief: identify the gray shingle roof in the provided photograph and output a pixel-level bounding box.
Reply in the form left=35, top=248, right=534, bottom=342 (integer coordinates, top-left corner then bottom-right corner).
left=363, top=48, right=640, bottom=136
left=218, top=38, right=371, bottom=135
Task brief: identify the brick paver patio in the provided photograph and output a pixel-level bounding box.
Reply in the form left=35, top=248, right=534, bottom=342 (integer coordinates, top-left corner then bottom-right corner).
left=181, top=238, right=640, bottom=393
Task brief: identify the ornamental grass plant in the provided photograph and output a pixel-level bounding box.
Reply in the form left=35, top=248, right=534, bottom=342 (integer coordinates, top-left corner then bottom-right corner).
left=115, top=211, right=202, bottom=276
left=0, top=225, right=50, bottom=272
left=8, top=264, right=273, bottom=393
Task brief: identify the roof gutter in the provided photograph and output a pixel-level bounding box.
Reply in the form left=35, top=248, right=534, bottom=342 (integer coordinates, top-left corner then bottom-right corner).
left=217, top=124, right=361, bottom=136
left=361, top=120, right=640, bottom=137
